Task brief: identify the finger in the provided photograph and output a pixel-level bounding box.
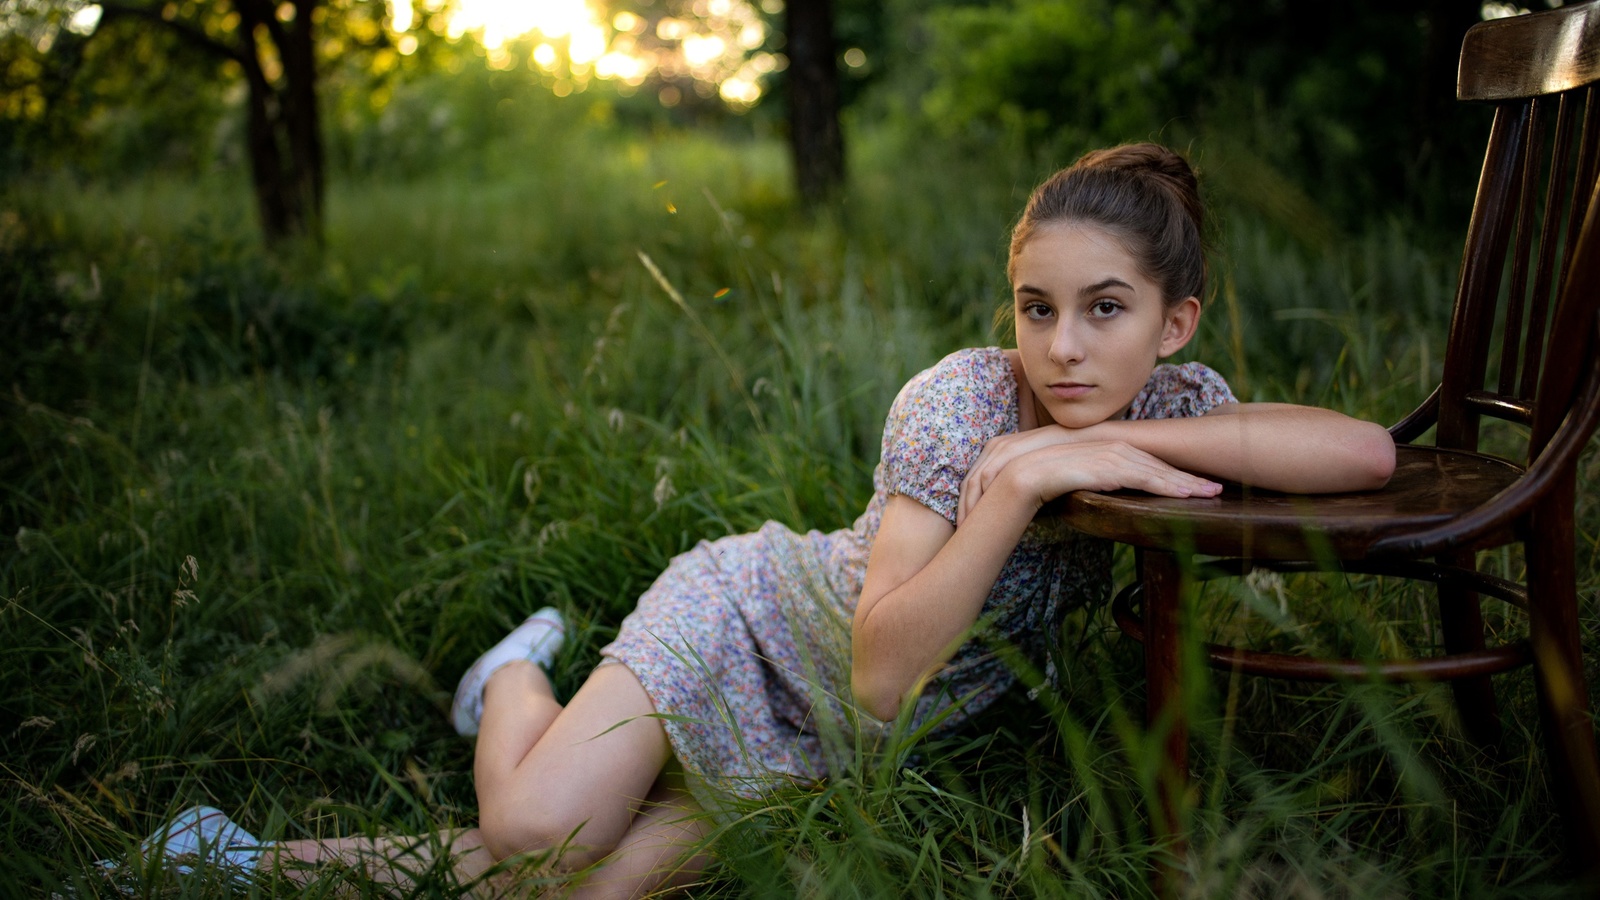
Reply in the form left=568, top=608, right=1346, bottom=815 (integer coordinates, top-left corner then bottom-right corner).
left=957, top=471, right=977, bottom=525
left=1065, top=445, right=1221, bottom=497
left=957, top=469, right=988, bottom=526
left=1125, top=465, right=1223, bottom=498
left=958, top=452, right=1006, bottom=526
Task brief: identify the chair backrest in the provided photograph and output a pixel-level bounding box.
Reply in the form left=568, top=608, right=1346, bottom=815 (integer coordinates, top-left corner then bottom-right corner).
left=1433, top=2, right=1600, bottom=463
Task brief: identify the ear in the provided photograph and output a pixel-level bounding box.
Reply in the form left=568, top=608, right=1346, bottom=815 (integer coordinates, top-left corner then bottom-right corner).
left=1157, top=296, right=1202, bottom=358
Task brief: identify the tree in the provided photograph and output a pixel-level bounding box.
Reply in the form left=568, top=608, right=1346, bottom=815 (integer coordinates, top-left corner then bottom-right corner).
left=103, top=1, right=327, bottom=247
left=5, top=0, right=440, bottom=250
left=593, top=0, right=849, bottom=207
left=785, top=0, right=844, bottom=207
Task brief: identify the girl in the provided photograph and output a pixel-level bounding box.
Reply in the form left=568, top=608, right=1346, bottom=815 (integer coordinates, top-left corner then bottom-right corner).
left=122, top=142, right=1395, bottom=896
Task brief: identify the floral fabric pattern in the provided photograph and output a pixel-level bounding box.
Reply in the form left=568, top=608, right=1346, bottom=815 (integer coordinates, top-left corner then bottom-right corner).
left=600, top=347, right=1235, bottom=795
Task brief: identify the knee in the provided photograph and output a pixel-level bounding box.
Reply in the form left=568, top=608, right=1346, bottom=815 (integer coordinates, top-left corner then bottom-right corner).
left=478, top=798, right=611, bottom=867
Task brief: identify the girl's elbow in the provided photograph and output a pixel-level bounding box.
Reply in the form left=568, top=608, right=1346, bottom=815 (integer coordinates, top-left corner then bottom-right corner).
left=849, top=641, right=906, bottom=721
left=1354, top=424, right=1397, bottom=490
left=850, top=670, right=902, bottom=723
left=849, top=623, right=895, bottom=721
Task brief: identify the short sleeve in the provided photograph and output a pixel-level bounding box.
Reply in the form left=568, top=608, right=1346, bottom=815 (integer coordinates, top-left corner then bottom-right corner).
left=877, top=350, right=1016, bottom=523
left=1124, top=362, right=1236, bottom=421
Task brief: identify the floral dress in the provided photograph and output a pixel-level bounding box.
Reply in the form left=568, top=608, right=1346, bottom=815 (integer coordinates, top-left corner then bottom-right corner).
left=599, top=347, right=1235, bottom=795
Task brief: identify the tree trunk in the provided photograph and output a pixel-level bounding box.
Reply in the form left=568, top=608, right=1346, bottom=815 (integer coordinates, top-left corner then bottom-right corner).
left=280, top=0, right=325, bottom=246
left=99, top=0, right=326, bottom=250
left=236, top=0, right=323, bottom=250
left=236, top=5, right=291, bottom=243
left=785, top=0, right=844, bottom=208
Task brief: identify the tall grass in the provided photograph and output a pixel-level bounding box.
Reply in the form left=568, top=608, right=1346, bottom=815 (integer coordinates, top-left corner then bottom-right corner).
left=2, top=122, right=1595, bottom=898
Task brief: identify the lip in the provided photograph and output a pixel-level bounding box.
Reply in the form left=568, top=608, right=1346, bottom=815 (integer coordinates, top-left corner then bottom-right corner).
left=1047, top=382, right=1093, bottom=399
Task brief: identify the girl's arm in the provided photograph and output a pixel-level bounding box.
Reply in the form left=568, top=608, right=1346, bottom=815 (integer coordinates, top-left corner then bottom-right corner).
left=957, top=402, right=1395, bottom=524
left=1104, top=402, right=1396, bottom=491
left=851, top=442, right=1223, bottom=721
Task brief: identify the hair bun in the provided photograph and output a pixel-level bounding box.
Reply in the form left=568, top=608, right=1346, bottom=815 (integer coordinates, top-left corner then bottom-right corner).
left=1074, top=143, right=1202, bottom=232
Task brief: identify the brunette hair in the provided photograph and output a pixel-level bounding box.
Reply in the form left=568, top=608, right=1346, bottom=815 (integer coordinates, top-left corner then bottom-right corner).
left=1007, top=142, right=1207, bottom=306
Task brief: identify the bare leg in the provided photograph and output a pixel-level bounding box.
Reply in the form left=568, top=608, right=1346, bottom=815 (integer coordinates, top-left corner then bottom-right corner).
left=263, top=776, right=714, bottom=900
left=474, top=659, right=565, bottom=797
left=263, top=828, right=497, bottom=890
left=262, top=660, right=569, bottom=887
left=566, top=768, right=713, bottom=900
left=261, top=659, right=675, bottom=893
left=475, top=662, right=671, bottom=868
left=466, top=769, right=714, bottom=900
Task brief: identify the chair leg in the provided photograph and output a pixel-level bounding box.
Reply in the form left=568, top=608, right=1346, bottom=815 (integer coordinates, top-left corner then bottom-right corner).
left=1526, top=486, right=1600, bottom=875
left=1142, top=549, right=1189, bottom=898
left=1437, top=550, right=1502, bottom=747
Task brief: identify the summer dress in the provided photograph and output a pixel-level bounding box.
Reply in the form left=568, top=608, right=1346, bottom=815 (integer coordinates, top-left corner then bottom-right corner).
left=599, top=347, right=1235, bottom=795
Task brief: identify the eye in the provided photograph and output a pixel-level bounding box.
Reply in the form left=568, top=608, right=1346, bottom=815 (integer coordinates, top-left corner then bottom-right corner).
left=1088, top=299, right=1123, bottom=319
left=1020, top=301, right=1053, bottom=321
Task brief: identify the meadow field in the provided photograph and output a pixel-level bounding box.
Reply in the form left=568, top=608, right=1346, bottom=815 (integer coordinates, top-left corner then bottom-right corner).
left=4, top=115, right=1598, bottom=897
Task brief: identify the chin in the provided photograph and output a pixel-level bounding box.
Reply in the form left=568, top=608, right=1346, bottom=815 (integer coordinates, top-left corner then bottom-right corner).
left=1046, top=408, right=1113, bottom=429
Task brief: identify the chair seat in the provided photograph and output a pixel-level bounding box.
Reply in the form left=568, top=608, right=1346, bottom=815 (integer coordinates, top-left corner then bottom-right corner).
left=1057, top=444, right=1523, bottom=560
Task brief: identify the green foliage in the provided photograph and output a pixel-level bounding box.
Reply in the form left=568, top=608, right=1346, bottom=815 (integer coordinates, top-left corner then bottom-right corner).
left=1, top=5, right=237, bottom=177
left=4, top=0, right=1495, bottom=240
left=0, top=209, right=104, bottom=403
left=896, top=0, right=1491, bottom=232
left=921, top=0, right=1189, bottom=146
left=3, top=120, right=1597, bottom=898
left=0, top=0, right=465, bottom=183
left=321, top=33, right=639, bottom=181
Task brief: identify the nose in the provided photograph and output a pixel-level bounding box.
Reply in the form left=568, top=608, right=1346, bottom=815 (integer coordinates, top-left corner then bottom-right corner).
left=1048, top=319, right=1085, bottom=366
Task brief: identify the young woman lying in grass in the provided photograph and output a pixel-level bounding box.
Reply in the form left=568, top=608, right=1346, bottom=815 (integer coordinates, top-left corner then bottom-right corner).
left=111, top=142, right=1395, bottom=896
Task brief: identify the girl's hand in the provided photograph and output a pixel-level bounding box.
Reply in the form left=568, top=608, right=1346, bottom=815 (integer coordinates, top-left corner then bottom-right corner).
left=958, top=438, right=1223, bottom=525
left=958, top=425, right=1090, bottom=526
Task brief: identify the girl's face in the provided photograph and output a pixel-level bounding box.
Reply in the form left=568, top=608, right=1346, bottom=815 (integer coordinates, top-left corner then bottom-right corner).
left=1011, top=223, right=1200, bottom=429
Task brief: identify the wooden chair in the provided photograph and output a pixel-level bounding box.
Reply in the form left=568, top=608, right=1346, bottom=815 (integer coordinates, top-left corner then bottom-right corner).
left=1058, top=2, right=1600, bottom=883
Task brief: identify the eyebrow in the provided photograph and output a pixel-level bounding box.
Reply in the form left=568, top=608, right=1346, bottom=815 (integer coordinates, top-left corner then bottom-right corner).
left=1013, top=278, right=1134, bottom=298
left=1079, top=278, right=1134, bottom=296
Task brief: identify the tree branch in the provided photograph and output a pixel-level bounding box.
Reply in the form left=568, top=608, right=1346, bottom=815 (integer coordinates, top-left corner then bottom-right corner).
left=96, top=1, right=247, bottom=65
left=232, top=1, right=275, bottom=95
left=238, top=0, right=291, bottom=61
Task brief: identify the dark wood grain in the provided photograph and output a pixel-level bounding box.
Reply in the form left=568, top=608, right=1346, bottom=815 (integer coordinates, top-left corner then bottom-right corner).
left=1055, top=445, right=1522, bottom=559
left=1458, top=2, right=1600, bottom=101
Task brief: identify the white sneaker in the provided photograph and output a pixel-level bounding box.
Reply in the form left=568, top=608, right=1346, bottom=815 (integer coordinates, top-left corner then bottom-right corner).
left=96, top=805, right=261, bottom=885
left=451, top=606, right=566, bottom=736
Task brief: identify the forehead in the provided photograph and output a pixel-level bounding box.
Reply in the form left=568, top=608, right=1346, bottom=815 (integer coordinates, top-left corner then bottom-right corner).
left=1012, top=223, right=1152, bottom=287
